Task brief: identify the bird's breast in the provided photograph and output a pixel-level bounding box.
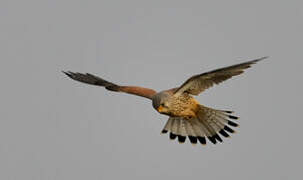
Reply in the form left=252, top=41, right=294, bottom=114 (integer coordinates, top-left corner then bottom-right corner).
left=169, top=96, right=200, bottom=118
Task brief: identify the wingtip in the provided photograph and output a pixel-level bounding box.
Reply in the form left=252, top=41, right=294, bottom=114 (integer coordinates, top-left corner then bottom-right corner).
left=62, top=71, right=74, bottom=78
left=262, top=56, right=269, bottom=59
left=254, top=56, right=269, bottom=63
left=62, top=70, right=70, bottom=76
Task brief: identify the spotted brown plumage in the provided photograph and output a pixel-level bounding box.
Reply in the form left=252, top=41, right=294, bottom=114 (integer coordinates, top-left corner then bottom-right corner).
left=63, top=57, right=266, bottom=146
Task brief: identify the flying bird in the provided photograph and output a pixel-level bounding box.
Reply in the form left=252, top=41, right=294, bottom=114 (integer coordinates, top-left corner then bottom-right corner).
left=63, top=57, right=266, bottom=146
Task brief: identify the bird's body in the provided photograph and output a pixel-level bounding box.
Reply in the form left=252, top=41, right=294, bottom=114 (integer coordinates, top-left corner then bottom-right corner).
left=152, top=90, right=200, bottom=118
left=63, top=57, right=266, bottom=146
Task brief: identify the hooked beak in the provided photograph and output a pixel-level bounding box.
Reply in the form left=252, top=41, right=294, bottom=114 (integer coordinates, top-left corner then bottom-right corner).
left=157, top=105, right=164, bottom=113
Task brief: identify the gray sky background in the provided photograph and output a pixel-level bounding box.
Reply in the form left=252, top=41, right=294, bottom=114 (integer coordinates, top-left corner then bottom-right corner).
left=1, top=0, right=302, bottom=179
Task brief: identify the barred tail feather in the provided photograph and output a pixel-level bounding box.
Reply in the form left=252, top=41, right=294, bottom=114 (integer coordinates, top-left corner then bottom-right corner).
left=161, top=105, right=239, bottom=145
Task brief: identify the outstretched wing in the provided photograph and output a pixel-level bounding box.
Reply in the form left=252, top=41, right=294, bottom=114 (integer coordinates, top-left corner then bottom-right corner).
left=63, top=71, right=157, bottom=100
left=174, top=57, right=267, bottom=96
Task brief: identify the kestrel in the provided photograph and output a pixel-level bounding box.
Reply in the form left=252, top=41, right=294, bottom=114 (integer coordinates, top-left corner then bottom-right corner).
left=63, top=57, right=266, bottom=145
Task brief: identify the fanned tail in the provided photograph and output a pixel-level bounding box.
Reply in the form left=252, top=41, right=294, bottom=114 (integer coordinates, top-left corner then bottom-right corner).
left=161, top=105, right=239, bottom=145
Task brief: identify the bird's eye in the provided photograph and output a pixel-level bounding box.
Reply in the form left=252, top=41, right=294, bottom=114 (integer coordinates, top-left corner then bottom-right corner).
left=161, top=103, right=167, bottom=107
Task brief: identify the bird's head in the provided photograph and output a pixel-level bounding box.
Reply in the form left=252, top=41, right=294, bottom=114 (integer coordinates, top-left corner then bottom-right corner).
left=152, top=91, right=172, bottom=115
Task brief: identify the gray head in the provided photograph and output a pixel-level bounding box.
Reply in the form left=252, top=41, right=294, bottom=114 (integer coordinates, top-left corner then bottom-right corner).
left=152, top=91, right=172, bottom=114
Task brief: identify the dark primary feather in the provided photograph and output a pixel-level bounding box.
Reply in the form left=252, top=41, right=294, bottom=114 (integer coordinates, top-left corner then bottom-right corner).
left=62, top=71, right=118, bottom=89
left=174, top=57, right=267, bottom=96
left=63, top=71, right=156, bottom=99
